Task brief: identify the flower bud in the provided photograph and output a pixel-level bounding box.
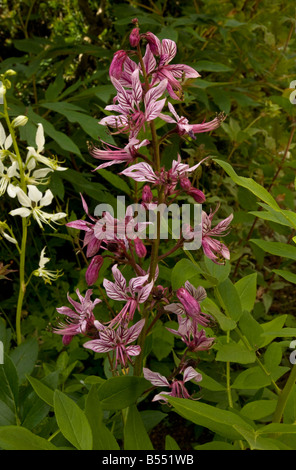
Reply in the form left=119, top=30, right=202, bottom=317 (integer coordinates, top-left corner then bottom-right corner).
left=179, top=177, right=191, bottom=191
left=109, top=50, right=128, bottom=79
left=143, top=32, right=161, bottom=55
left=188, top=188, right=206, bottom=203
left=142, top=185, right=153, bottom=203
left=85, top=255, right=104, bottom=286
left=11, top=115, right=28, bottom=128
left=129, top=28, right=140, bottom=47
left=5, top=69, right=17, bottom=77
left=134, top=237, right=147, bottom=258
left=62, top=335, right=73, bottom=346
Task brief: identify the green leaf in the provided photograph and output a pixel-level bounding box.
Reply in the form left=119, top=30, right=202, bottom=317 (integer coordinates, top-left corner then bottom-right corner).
left=41, top=102, right=105, bottom=140
left=0, top=400, right=17, bottom=425
left=234, top=273, right=257, bottom=313
left=257, top=423, right=296, bottom=435
left=194, top=441, right=236, bottom=450
left=152, top=323, right=174, bottom=361
left=250, top=239, right=296, bottom=261
left=171, top=259, right=202, bottom=290
left=232, top=366, right=272, bottom=389
left=0, top=354, right=19, bottom=412
left=272, top=269, right=296, bottom=284
left=241, top=400, right=277, bottom=420
left=194, top=60, right=233, bottom=72
left=214, top=159, right=280, bottom=210
left=233, top=425, right=281, bottom=450
left=215, top=341, right=256, bottom=364
left=0, top=426, right=57, bottom=450
left=201, top=297, right=237, bottom=331
left=259, top=314, right=287, bottom=347
left=196, top=368, right=225, bottom=391
left=10, top=337, right=38, bottom=384
left=97, top=168, right=131, bottom=195
left=165, top=435, right=181, bottom=450
left=85, top=385, right=119, bottom=450
left=53, top=390, right=93, bottom=450
left=27, top=375, right=54, bottom=407
left=239, top=311, right=264, bottom=349
left=28, top=108, right=82, bottom=156
left=124, top=405, right=154, bottom=450
left=166, top=396, right=254, bottom=440
left=203, top=257, right=231, bottom=284
left=97, top=376, right=149, bottom=410
left=216, top=278, right=243, bottom=321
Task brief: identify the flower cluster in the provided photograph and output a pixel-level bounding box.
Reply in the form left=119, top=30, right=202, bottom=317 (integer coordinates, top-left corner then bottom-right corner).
left=53, top=24, right=233, bottom=400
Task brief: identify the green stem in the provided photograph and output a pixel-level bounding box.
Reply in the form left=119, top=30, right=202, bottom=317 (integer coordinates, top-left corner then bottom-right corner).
left=226, top=331, right=233, bottom=408
left=273, top=363, right=296, bottom=423
left=16, top=218, right=27, bottom=345
left=4, top=95, right=28, bottom=345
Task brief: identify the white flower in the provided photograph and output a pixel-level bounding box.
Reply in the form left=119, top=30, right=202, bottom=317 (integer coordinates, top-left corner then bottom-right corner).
left=26, top=123, right=67, bottom=172
left=0, top=122, right=13, bottom=159
left=33, top=247, right=63, bottom=284
left=0, top=160, right=19, bottom=196
left=0, top=221, right=17, bottom=244
left=9, top=185, right=67, bottom=229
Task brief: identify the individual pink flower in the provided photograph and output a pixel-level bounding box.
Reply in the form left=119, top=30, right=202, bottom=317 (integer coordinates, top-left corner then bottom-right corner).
left=66, top=194, right=102, bottom=258
left=160, top=102, right=226, bottom=138
left=167, top=316, right=215, bottom=352
left=54, top=289, right=101, bottom=345
left=84, top=319, right=145, bottom=369
left=143, top=366, right=202, bottom=403
left=142, top=34, right=200, bottom=100
left=202, top=205, right=233, bottom=264
left=99, top=69, right=168, bottom=138
left=103, top=264, right=154, bottom=326
left=90, top=137, right=150, bottom=171
left=164, top=281, right=211, bottom=328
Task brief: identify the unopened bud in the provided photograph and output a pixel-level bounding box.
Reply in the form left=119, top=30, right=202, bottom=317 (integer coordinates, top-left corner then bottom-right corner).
left=134, top=237, right=147, bottom=258
left=180, top=177, right=191, bottom=191
left=129, top=28, right=140, bottom=47
left=12, top=115, right=28, bottom=128
left=85, top=255, right=104, bottom=286
left=142, top=185, right=153, bottom=203
left=5, top=69, right=17, bottom=77
left=109, top=50, right=128, bottom=79
left=188, top=188, right=206, bottom=203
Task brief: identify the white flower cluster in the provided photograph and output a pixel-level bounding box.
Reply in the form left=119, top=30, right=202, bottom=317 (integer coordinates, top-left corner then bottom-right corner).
left=0, top=121, right=67, bottom=229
